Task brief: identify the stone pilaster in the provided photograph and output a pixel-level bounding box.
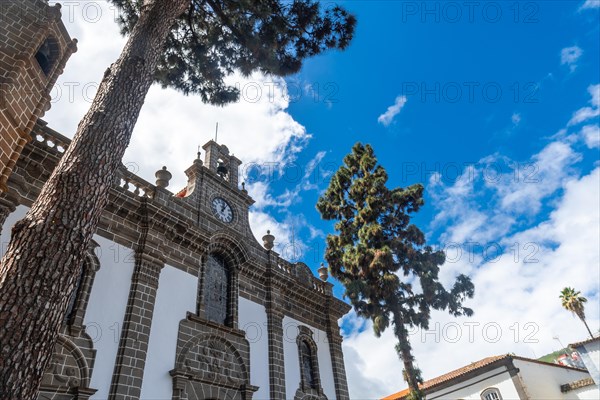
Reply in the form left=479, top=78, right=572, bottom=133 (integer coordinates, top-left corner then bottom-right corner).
left=108, top=252, right=163, bottom=399
left=266, top=251, right=287, bottom=399
left=227, top=267, right=240, bottom=329
left=326, top=299, right=350, bottom=400
left=267, top=307, right=286, bottom=399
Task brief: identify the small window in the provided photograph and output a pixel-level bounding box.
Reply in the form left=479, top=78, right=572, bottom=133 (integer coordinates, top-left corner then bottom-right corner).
left=35, top=37, right=59, bottom=76
left=481, top=388, right=502, bottom=400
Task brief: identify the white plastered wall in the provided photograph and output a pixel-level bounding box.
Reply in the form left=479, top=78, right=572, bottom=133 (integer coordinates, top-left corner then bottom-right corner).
left=0, top=204, right=28, bottom=257
left=140, top=265, right=198, bottom=399
left=85, top=235, right=135, bottom=399
left=514, top=359, right=595, bottom=400
left=238, top=297, right=270, bottom=399
left=426, top=366, right=518, bottom=400
left=579, top=340, right=600, bottom=385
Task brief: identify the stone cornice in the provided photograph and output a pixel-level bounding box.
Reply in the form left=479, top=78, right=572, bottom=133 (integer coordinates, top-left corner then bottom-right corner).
left=12, top=121, right=352, bottom=328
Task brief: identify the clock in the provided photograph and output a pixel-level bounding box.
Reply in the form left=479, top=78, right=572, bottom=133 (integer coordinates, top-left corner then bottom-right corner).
left=211, top=197, right=233, bottom=223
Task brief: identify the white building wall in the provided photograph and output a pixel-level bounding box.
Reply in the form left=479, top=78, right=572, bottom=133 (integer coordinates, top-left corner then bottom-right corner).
left=0, top=204, right=28, bottom=257
left=572, top=385, right=600, bottom=400
left=282, top=316, right=337, bottom=400
left=283, top=316, right=301, bottom=399
left=238, top=297, right=270, bottom=400
left=140, top=265, right=198, bottom=399
left=427, top=367, right=518, bottom=400
left=85, top=235, right=135, bottom=400
left=514, top=359, right=595, bottom=400
left=578, top=340, right=600, bottom=385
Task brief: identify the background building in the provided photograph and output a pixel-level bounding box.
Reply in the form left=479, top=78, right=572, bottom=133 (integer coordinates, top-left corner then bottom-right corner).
left=570, top=337, right=600, bottom=387
left=382, top=354, right=599, bottom=400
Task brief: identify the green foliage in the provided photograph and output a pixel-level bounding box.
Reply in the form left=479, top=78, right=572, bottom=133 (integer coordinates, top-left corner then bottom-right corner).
left=108, top=0, right=356, bottom=104
left=317, top=143, right=475, bottom=396
left=560, top=287, right=594, bottom=338
left=317, top=142, right=474, bottom=325
left=537, top=348, right=570, bottom=364
left=560, top=287, right=587, bottom=319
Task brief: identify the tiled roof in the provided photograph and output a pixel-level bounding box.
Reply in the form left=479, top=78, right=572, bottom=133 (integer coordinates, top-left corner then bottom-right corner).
left=570, top=336, right=599, bottom=348
left=381, top=355, right=510, bottom=400
left=175, top=187, right=187, bottom=198
left=381, top=354, right=589, bottom=400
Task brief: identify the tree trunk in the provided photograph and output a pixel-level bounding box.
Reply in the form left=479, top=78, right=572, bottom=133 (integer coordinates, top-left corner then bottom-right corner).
left=392, top=310, right=423, bottom=400
left=580, top=317, right=595, bottom=339
left=0, top=1, right=190, bottom=398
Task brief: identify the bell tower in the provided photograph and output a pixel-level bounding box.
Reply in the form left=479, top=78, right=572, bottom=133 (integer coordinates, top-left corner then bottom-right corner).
left=0, top=0, right=77, bottom=191
left=202, top=140, right=242, bottom=186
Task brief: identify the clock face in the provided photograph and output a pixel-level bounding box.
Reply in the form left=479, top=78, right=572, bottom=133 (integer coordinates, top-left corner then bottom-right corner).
left=211, top=197, right=233, bottom=223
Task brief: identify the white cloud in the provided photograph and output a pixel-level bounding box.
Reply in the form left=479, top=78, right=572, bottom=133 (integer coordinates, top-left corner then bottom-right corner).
left=248, top=211, right=304, bottom=260
left=511, top=113, right=521, bottom=125
left=581, top=124, right=600, bottom=148
left=344, top=89, right=600, bottom=399
left=377, top=95, right=408, bottom=126
left=561, top=46, right=583, bottom=72
left=345, top=166, right=600, bottom=398
left=45, top=2, right=127, bottom=131
left=45, top=2, right=315, bottom=251
left=125, top=74, right=310, bottom=191
left=580, top=0, right=600, bottom=9
left=568, top=83, right=600, bottom=126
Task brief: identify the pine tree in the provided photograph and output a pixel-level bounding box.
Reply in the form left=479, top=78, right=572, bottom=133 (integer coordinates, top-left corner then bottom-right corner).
left=317, top=143, right=474, bottom=399
left=0, top=1, right=355, bottom=398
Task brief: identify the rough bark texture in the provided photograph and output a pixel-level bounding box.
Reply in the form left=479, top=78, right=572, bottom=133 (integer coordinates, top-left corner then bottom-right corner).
left=393, top=310, right=423, bottom=399
left=0, top=1, right=190, bottom=398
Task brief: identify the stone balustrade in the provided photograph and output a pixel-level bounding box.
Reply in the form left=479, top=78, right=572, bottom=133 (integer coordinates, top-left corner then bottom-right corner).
left=32, top=128, right=69, bottom=154
left=115, top=167, right=155, bottom=199
left=29, top=125, right=331, bottom=295
left=276, top=257, right=331, bottom=295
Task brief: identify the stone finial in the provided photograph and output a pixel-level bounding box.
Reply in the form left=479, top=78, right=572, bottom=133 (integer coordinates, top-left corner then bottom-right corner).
left=241, top=182, right=247, bottom=193
left=318, top=263, right=329, bottom=281
left=262, top=230, right=275, bottom=250
left=155, top=166, right=172, bottom=188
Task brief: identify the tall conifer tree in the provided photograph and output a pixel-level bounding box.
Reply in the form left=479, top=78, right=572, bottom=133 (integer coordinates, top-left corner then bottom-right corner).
left=317, top=143, right=474, bottom=399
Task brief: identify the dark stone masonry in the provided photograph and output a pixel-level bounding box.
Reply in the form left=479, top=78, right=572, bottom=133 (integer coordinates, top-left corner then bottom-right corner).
left=0, top=2, right=352, bottom=399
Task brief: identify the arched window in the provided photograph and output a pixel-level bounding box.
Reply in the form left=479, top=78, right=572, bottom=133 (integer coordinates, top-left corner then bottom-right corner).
left=481, top=388, right=502, bottom=400
left=35, top=37, right=60, bottom=76
left=204, top=254, right=231, bottom=326
left=295, top=326, right=325, bottom=399
left=62, top=245, right=100, bottom=333
left=300, top=340, right=317, bottom=389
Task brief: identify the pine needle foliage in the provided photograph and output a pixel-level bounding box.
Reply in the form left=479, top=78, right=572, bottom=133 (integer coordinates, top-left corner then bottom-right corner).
left=317, top=143, right=475, bottom=398
left=109, top=0, right=356, bottom=104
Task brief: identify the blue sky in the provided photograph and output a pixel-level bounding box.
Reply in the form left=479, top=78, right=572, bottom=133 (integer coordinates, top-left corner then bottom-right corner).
left=46, top=1, right=599, bottom=398
left=261, top=0, right=599, bottom=288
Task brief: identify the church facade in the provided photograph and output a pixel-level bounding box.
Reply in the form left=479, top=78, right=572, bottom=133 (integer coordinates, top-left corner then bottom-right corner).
left=0, top=2, right=351, bottom=399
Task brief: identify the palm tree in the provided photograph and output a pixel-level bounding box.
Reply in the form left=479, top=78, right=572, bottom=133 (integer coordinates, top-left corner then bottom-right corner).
left=560, top=287, right=594, bottom=339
